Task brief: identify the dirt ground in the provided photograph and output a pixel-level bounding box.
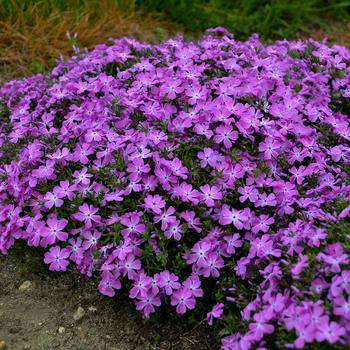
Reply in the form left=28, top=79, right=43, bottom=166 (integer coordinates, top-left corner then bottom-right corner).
left=0, top=244, right=218, bottom=350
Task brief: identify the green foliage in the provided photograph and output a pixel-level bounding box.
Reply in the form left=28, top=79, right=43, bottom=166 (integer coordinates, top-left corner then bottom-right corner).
left=137, top=0, right=350, bottom=40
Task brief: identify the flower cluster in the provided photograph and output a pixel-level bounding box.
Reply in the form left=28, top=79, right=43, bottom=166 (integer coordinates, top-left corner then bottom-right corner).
left=1, top=28, right=350, bottom=349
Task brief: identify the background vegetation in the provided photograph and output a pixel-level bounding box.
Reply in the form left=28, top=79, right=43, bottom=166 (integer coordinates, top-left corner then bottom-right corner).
left=0, top=0, right=349, bottom=82
left=138, top=0, right=350, bottom=40
left=0, top=0, right=177, bottom=83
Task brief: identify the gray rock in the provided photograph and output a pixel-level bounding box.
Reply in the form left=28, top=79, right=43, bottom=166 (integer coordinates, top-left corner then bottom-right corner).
left=19, top=280, right=32, bottom=292
left=73, top=306, right=85, bottom=321
left=88, top=306, right=97, bottom=313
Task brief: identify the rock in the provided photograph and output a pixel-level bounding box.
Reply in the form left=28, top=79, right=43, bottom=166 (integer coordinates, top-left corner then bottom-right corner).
left=9, top=326, right=20, bottom=334
left=19, top=280, right=32, bottom=292
left=58, top=326, right=65, bottom=334
left=0, top=341, right=6, bottom=350
left=73, top=306, right=85, bottom=321
left=88, top=306, right=97, bottom=313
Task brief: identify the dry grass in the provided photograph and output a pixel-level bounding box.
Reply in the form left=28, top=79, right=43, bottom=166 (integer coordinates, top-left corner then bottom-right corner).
left=306, top=19, right=350, bottom=48
left=0, top=1, right=348, bottom=85
left=0, top=0, right=180, bottom=84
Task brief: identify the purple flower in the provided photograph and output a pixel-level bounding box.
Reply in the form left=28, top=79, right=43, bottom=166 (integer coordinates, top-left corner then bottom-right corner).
left=120, top=212, right=146, bottom=237
left=73, top=203, right=101, bottom=228
left=183, top=275, right=203, bottom=298
left=1, top=28, right=350, bottom=350
left=144, top=194, right=166, bottom=214
left=199, top=184, right=223, bottom=207
left=214, top=125, right=238, bottom=149
left=248, top=313, right=274, bottom=342
left=158, top=270, right=180, bottom=296
left=129, top=272, right=152, bottom=299
left=154, top=206, right=176, bottom=230
left=40, top=216, right=68, bottom=247
left=43, top=191, right=64, bottom=209
left=54, top=180, right=76, bottom=200
left=135, top=291, right=161, bottom=317
left=164, top=220, right=184, bottom=241
left=333, top=296, right=350, bottom=319
left=219, top=205, right=247, bottom=230
left=223, top=233, right=243, bottom=255
left=82, top=230, right=101, bottom=250
left=98, top=271, right=121, bottom=297
left=66, top=238, right=84, bottom=264
left=121, top=254, right=141, bottom=280
left=44, top=246, right=70, bottom=271
left=251, top=215, right=274, bottom=234
left=181, top=210, right=202, bottom=233
left=316, top=321, right=345, bottom=343
left=206, top=303, right=224, bottom=325
left=171, top=287, right=196, bottom=314
left=73, top=167, right=92, bottom=185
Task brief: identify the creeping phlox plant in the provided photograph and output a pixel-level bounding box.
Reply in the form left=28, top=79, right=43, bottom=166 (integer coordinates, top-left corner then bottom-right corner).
left=0, top=27, right=350, bottom=349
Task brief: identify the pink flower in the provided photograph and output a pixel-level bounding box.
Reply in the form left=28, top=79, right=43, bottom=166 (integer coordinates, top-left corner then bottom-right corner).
left=73, top=203, right=101, bottom=228
left=121, top=254, right=141, bottom=280
left=44, top=246, right=70, bottom=271
left=171, top=287, right=196, bottom=314
left=214, top=125, right=238, bottom=148
left=43, top=191, right=64, bottom=209
left=135, top=291, right=161, bottom=317
left=164, top=220, right=184, bottom=241
left=248, top=313, right=274, bottom=341
left=120, top=212, right=146, bottom=237
left=251, top=214, right=274, bottom=234
left=219, top=205, right=247, bottom=230
left=154, top=206, right=176, bottom=231
left=316, top=321, right=345, bottom=343
left=183, top=276, right=203, bottom=298
left=199, top=184, right=223, bottom=207
left=98, top=271, right=121, bottom=297
left=223, top=233, right=243, bottom=255
left=158, top=270, right=180, bottom=295
left=40, top=216, right=68, bottom=247
left=181, top=210, right=202, bottom=233
left=54, top=180, right=76, bottom=200
left=206, top=303, right=224, bottom=325
left=129, top=272, right=152, bottom=299
left=144, top=194, right=166, bottom=214
left=259, top=137, right=281, bottom=159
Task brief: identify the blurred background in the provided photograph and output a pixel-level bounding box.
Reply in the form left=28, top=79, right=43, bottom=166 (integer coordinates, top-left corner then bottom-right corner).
left=0, top=0, right=349, bottom=84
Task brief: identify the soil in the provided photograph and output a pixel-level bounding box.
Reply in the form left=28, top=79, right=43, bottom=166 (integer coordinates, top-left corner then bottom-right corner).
left=0, top=244, right=219, bottom=350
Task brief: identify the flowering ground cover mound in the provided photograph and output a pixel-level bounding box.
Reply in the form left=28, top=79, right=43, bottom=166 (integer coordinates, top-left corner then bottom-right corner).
left=0, top=27, right=350, bottom=349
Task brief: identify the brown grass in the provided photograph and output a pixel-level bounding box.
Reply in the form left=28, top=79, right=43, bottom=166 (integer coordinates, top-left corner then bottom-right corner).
left=0, top=1, right=348, bottom=86
left=0, top=0, right=180, bottom=84
left=306, top=19, right=350, bottom=48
